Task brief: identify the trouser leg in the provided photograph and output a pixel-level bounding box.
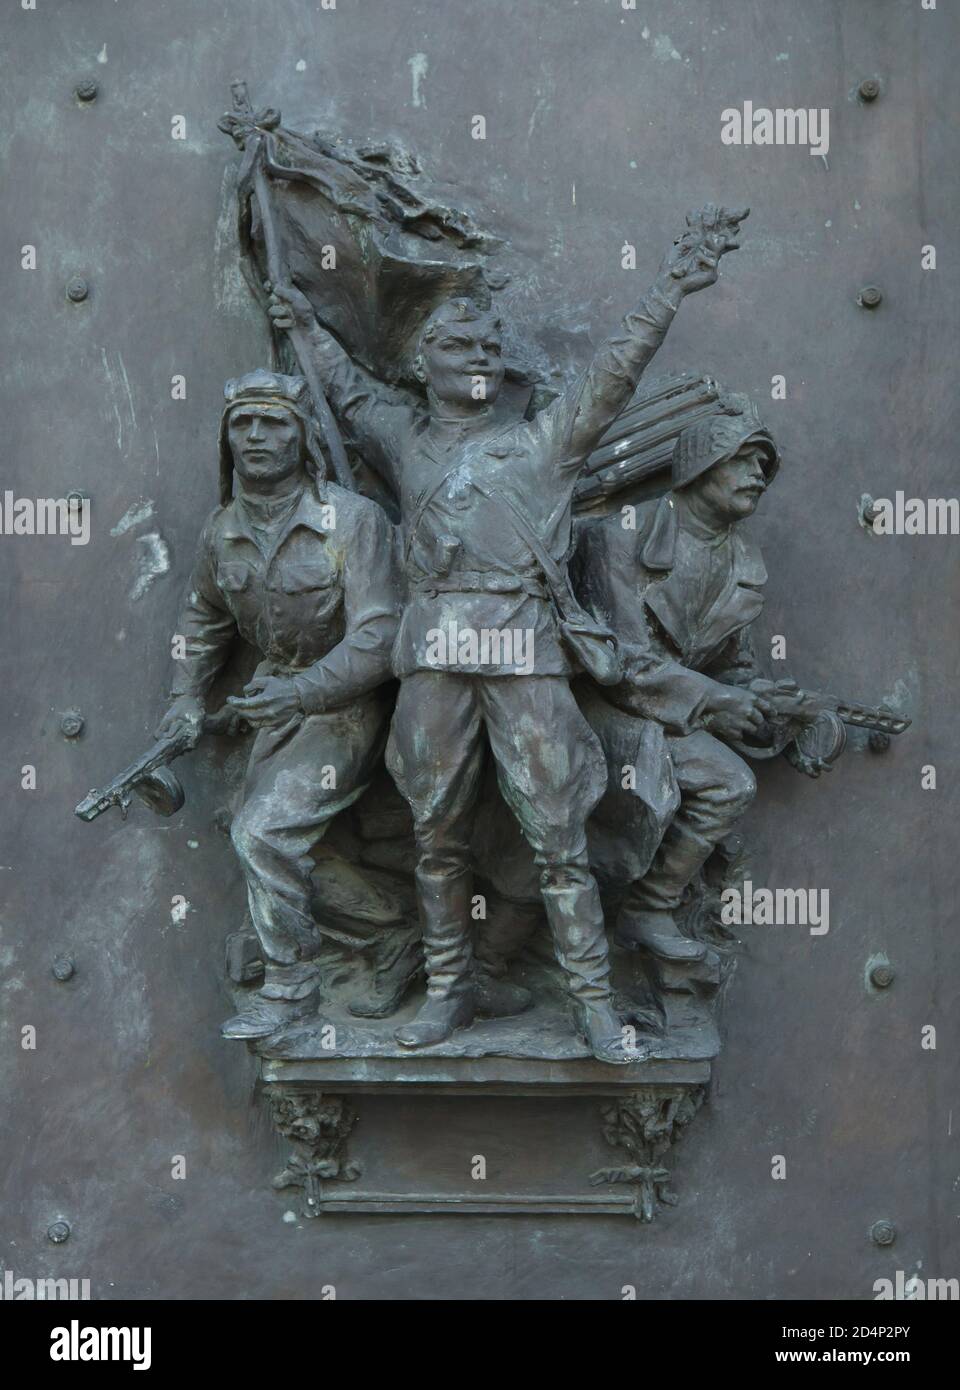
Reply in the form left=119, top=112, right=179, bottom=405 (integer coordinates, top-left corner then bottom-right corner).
left=230, top=700, right=387, bottom=1004
left=479, top=678, right=617, bottom=1010
left=617, top=730, right=756, bottom=965
left=386, top=673, right=485, bottom=1009
left=624, top=731, right=757, bottom=915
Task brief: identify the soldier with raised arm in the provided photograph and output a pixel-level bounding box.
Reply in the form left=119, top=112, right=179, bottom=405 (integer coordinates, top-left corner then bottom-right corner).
left=269, top=207, right=748, bottom=1061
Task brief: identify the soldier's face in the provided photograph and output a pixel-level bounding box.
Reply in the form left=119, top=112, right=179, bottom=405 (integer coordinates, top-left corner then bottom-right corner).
left=694, top=444, right=769, bottom=521
left=420, top=322, right=505, bottom=408
left=228, top=407, right=305, bottom=486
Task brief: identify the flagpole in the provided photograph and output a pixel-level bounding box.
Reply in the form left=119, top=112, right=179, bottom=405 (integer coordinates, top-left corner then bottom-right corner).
left=229, top=81, right=357, bottom=492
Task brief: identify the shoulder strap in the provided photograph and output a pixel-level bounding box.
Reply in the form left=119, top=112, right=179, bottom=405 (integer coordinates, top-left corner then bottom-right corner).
left=470, top=480, right=575, bottom=620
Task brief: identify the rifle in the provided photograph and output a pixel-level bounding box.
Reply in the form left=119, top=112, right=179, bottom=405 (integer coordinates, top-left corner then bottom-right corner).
left=74, top=709, right=242, bottom=823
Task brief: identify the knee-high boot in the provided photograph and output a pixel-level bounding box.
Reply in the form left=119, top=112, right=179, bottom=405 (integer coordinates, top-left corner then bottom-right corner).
left=394, top=863, right=476, bottom=1047
left=615, top=820, right=712, bottom=961
left=539, top=863, right=630, bottom=1065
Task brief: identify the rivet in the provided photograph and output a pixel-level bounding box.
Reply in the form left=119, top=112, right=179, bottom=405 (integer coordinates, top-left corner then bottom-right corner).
left=66, top=277, right=89, bottom=303
left=860, top=496, right=880, bottom=527
left=870, top=1219, right=896, bottom=1247
left=75, top=80, right=99, bottom=103
left=858, top=78, right=881, bottom=103
left=60, top=710, right=84, bottom=739
left=47, top=1220, right=71, bottom=1244
left=52, top=954, right=76, bottom=983
left=869, top=730, right=891, bottom=754
left=870, top=962, right=895, bottom=989
left=858, top=286, right=882, bottom=309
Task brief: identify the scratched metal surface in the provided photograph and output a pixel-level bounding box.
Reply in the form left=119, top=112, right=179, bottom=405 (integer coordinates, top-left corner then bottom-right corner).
left=1, top=0, right=957, bottom=1299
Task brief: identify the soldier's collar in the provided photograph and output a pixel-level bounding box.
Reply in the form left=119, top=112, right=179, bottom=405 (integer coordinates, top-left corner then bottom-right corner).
left=428, top=406, right=495, bottom=430
left=674, top=492, right=734, bottom=545
left=641, top=495, right=679, bottom=570
left=220, top=483, right=332, bottom=541
left=237, top=486, right=301, bottom=527
left=642, top=492, right=742, bottom=568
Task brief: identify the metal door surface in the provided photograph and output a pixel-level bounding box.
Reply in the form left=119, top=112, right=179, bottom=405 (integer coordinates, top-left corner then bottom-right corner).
left=1, top=0, right=957, bottom=1301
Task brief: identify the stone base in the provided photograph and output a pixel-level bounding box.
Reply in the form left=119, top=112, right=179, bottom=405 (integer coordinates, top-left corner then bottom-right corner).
left=247, top=941, right=718, bottom=1219
left=261, top=1051, right=709, bottom=1221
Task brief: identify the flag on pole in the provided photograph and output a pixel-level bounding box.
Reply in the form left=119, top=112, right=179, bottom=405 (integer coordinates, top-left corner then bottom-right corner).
left=220, top=100, right=512, bottom=388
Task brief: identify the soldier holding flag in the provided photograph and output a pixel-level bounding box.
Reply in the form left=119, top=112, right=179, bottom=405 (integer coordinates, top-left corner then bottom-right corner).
left=267, top=206, right=747, bottom=1061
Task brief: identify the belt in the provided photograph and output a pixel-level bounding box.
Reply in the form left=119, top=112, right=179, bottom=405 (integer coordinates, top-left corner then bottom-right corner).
left=410, top=570, right=548, bottom=599
left=255, top=656, right=311, bottom=677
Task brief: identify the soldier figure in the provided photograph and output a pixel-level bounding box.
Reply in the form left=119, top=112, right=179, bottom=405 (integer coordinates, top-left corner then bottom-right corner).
left=155, top=370, right=400, bottom=1040
left=269, top=209, right=746, bottom=1061
left=574, top=397, right=827, bottom=963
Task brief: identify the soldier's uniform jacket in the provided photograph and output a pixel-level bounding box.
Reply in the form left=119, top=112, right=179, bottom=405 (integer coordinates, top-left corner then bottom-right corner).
left=306, top=294, right=677, bottom=676
left=573, top=493, right=766, bottom=871
left=171, top=480, right=399, bottom=713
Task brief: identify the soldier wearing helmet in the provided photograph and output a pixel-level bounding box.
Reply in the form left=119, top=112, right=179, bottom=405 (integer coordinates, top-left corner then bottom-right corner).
left=573, top=395, right=817, bottom=964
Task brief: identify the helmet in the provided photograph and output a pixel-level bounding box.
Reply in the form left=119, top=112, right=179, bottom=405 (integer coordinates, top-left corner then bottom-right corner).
left=217, top=369, right=328, bottom=505
left=672, top=393, right=779, bottom=491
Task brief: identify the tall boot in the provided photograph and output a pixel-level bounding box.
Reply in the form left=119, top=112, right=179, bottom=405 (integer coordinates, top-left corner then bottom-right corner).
left=615, top=820, right=712, bottom=961
left=540, top=865, right=631, bottom=1065
left=394, top=865, right=476, bottom=1048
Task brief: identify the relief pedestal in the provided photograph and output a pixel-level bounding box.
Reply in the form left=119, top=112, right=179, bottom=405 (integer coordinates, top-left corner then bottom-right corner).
left=257, top=990, right=713, bottom=1221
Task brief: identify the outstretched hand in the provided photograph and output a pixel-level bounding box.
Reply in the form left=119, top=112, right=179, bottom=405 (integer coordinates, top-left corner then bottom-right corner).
left=659, top=204, right=750, bottom=295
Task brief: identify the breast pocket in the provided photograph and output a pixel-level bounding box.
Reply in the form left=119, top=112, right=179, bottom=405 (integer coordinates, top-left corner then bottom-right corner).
left=278, top=560, right=339, bottom=595
left=217, top=562, right=252, bottom=594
